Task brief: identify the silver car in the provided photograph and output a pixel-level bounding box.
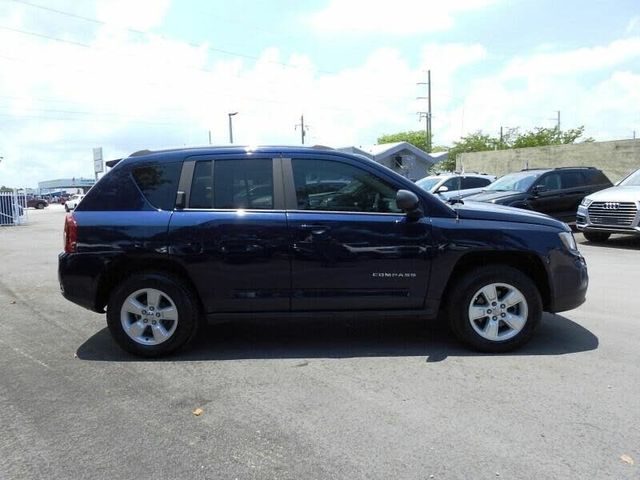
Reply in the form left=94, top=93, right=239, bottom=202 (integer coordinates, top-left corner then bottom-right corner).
left=576, top=168, right=640, bottom=242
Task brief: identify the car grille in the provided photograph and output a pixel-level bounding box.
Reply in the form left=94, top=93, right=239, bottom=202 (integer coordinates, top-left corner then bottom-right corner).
left=588, top=202, right=638, bottom=226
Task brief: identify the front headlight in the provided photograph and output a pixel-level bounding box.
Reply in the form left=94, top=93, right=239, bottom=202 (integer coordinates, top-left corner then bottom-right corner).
left=559, top=232, right=578, bottom=252
left=580, top=197, right=593, bottom=207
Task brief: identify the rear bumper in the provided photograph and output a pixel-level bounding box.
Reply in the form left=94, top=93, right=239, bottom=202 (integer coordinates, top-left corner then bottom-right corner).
left=58, top=252, right=105, bottom=313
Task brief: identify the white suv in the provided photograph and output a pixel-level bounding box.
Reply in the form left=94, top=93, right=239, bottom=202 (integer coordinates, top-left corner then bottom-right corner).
left=577, top=168, right=640, bottom=242
left=415, top=173, right=496, bottom=200
left=64, top=194, right=85, bottom=212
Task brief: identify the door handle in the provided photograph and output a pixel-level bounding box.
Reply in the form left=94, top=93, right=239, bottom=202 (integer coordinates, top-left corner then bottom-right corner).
left=299, top=224, right=329, bottom=234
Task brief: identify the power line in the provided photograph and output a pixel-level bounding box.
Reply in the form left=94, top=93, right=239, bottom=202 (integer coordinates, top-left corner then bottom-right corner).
left=5, top=0, right=410, bottom=103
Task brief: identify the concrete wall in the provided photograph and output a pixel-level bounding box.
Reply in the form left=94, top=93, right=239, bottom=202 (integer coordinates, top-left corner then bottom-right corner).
left=457, top=139, right=640, bottom=183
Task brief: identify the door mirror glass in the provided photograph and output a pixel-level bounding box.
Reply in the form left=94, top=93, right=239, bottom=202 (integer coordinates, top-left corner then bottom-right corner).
left=435, top=185, right=449, bottom=193
left=532, top=184, right=547, bottom=195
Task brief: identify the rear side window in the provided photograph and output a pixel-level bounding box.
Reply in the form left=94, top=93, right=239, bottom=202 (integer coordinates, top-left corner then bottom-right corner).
left=132, top=162, right=182, bottom=210
left=585, top=170, right=611, bottom=186
left=560, top=171, right=586, bottom=189
left=188, top=159, right=274, bottom=209
left=78, top=166, right=145, bottom=211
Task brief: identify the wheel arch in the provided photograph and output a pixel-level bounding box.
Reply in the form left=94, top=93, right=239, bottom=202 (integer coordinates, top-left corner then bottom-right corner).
left=440, top=251, right=551, bottom=312
left=95, top=256, right=203, bottom=314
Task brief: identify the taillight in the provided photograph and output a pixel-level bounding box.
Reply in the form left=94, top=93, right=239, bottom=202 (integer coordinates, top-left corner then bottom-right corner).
left=64, top=213, right=78, bottom=253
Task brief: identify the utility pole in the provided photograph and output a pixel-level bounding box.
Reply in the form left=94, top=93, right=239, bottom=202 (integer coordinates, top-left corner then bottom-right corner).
left=295, top=115, right=309, bottom=145
left=228, top=112, right=238, bottom=143
left=417, top=70, right=432, bottom=152
left=550, top=110, right=560, bottom=130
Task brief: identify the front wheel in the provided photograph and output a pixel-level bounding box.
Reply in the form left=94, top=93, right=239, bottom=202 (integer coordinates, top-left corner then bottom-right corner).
left=583, top=231, right=610, bottom=243
left=36, top=202, right=45, bottom=209
left=106, top=273, right=201, bottom=357
left=447, top=266, right=542, bottom=352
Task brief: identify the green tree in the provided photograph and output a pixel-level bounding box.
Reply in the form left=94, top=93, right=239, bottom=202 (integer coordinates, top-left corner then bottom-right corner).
left=377, top=130, right=430, bottom=153
left=511, top=126, right=593, bottom=149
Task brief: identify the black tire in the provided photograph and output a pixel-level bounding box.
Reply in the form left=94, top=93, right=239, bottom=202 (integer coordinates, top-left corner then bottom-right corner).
left=64, top=205, right=70, bottom=212
left=106, top=273, right=201, bottom=357
left=583, top=231, right=610, bottom=243
left=447, top=266, right=542, bottom=353
left=36, top=202, right=45, bottom=209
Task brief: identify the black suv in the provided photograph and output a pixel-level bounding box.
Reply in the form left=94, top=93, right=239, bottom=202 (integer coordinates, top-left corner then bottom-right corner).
left=59, top=146, right=588, bottom=357
left=464, top=167, right=612, bottom=223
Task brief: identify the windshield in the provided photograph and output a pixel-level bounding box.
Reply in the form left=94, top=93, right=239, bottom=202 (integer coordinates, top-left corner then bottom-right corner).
left=415, top=177, right=443, bottom=191
left=619, top=169, right=640, bottom=187
left=485, top=171, right=541, bottom=192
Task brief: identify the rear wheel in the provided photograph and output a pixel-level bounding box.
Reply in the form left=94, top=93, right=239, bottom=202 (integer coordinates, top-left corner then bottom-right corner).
left=447, top=266, right=542, bottom=352
left=36, top=202, right=45, bottom=209
left=583, top=231, right=610, bottom=243
left=106, top=273, right=201, bottom=357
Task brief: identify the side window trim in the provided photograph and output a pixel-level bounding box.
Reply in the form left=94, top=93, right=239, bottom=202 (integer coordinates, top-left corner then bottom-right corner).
left=282, top=155, right=408, bottom=215
left=180, top=155, right=283, bottom=211
left=178, top=160, right=196, bottom=208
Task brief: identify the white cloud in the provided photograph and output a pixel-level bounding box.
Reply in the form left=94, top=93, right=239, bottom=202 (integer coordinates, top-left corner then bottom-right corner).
left=0, top=1, right=638, bottom=189
left=94, top=0, right=171, bottom=31
left=306, top=0, right=497, bottom=35
left=501, top=38, right=640, bottom=78
left=436, top=40, right=640, bottom=144
left=627, top=16, right=640, bottom=35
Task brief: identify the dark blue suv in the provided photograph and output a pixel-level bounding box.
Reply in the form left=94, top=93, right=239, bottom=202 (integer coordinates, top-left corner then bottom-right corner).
left=59, top=146, right=588, bottom=357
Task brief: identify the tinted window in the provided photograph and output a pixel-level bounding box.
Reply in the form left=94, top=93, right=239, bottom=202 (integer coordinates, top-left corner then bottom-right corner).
left=560, top=171, right=586, bottom=189
left=486, top=171, right=541, bottom=192
left=536, top=173, right=561, bottom=190
left=189, top=161, right=213, bottom=208
left=189, top=159, right=274, bottom=210
left=586, top=170, right=612, bottom=186
left=78, top=166, right=145, bottom=211
left=441, top=177, right=460, bottom=191
left=132, top=161, right=182, bottom=210
left=292, top=159, right=402, bottom=213
left=462, top=177, right=492, bottom=189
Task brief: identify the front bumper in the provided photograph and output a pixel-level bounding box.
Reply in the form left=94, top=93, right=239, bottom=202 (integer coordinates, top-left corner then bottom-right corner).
left=547, top=251, right=588, bottom=313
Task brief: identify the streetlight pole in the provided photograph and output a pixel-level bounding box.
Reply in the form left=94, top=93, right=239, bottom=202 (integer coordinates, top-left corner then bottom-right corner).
left=228, top=112, right=238, bottom=143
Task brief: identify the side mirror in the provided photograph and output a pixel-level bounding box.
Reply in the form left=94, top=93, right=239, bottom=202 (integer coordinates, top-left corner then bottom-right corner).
left=435, top=185, right=449, bottom=193
left=532, top=185, right=547, bottom=195
left=396, top=190, right=423, bottom=221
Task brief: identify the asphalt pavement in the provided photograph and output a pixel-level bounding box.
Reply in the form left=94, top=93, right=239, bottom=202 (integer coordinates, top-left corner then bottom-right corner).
left=1, top=205, right=638, bottom=479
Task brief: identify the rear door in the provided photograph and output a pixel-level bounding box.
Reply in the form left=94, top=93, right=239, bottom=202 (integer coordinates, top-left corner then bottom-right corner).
left=168, top=155, right=290, bottom=313
left=283, top=154, right=432, bottom=312
left=558, top=170, right=589, bottom=222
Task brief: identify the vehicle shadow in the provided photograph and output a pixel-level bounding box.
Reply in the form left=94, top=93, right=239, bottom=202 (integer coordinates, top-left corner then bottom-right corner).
left=76, top=313, right=598, bottom=363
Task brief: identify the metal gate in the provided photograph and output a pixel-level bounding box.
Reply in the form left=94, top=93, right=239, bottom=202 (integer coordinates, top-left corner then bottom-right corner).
left=0, top=190, right=28, bottom=226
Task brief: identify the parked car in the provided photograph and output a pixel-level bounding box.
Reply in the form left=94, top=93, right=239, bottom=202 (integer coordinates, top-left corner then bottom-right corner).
left=59, top=146, right=588, bottom=357
left=464, top=167, right=612, bottom=223
left=415, top=173, right=496, bottom=200
left=64, top=194, right=85, bottom=212
left=26, top=197, right=48, bottom=209
left=576, top=167, right=640, bottom=242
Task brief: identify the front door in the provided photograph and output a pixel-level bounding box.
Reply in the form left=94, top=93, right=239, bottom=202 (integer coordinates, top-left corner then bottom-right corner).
left=284, top=155, right=432, bottom=311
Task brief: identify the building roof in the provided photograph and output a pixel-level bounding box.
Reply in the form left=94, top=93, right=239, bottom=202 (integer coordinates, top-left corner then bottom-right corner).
left=339, top=142, right=438, bottom=165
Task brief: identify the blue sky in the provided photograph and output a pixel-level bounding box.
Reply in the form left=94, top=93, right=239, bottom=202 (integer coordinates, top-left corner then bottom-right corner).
left=0, top=0, right=639, bottom=187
